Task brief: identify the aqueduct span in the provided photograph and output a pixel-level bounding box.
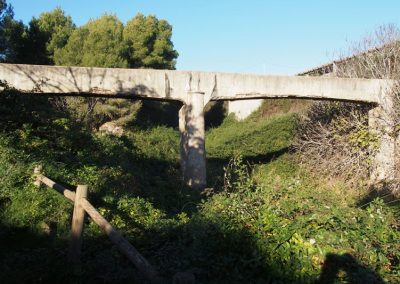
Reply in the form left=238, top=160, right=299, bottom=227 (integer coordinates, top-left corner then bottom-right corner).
left=0, top=63, right=396, bottom=189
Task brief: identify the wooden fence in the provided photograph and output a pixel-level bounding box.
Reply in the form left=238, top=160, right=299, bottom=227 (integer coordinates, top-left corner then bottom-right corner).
left=33, top=165, right=162, bottom=284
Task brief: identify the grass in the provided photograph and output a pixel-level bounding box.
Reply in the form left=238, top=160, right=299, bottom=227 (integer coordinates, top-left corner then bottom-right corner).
left=207, top=113, right=296, bottom=159
left=0, top=93, right=399, bottom=283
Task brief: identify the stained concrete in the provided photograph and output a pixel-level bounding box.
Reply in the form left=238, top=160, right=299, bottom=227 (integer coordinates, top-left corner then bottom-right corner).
left=181, top=92, right=206, bottom=189
left=0, top=63, right=391, bottom=105
left=369, top=94, right=397, bottom=186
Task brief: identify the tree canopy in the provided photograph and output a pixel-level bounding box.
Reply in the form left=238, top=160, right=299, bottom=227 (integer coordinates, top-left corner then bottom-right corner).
left=0, top=0, right=23, bottom=62
left=29, top=7, right=75, bottom=64
left=1, top=2, right=178, bottom=70
left=124, top=14, right=178, bottom=69
left=0, top=0, right=12, bottom=59
left=54, top=13, right=178, bottom=70
left=0, top=5, right=74, bottom=64
left=54, top=14, right=128, bottom=68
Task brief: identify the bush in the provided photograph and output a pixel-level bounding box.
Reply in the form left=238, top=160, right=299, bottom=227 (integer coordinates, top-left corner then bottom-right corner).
left=193, top=155, right=400, bottom=282
left=294, top=101, right=376, bottom=186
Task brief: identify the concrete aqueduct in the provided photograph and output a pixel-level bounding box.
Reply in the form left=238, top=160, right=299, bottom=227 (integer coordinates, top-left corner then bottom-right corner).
left=0, top=63, right=397, bottom=189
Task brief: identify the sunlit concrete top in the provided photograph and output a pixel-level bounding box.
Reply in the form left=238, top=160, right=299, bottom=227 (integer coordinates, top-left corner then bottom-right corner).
left=0, top=63, right=392, bottom=105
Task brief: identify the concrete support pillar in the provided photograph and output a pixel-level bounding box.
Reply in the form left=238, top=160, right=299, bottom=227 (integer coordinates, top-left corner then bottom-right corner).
left=179, top=92, right=207, bottom=190
left=179, top=104, right=188, bottom=176
left=369, top=92, right=398, bottom=188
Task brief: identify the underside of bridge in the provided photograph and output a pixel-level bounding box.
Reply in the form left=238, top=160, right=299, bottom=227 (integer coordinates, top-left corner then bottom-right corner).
left=0, top=63, right=397, bottom=190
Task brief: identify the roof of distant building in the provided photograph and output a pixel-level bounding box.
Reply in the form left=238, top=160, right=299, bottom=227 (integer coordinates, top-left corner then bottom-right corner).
left=298, top=40, right=400, bottom=76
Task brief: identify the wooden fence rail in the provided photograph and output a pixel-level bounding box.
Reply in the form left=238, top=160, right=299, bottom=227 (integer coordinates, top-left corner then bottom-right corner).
left=33, top=166, right=162, bottom=284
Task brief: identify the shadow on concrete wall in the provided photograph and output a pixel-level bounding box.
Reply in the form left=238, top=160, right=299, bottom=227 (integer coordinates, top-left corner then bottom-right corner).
left=134, top=100, right=182, bottom=129
left=204, top=101, right=227, bottom=130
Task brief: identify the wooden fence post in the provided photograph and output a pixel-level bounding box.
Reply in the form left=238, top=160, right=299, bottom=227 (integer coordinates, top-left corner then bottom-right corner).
left=68, top=184, right=88, bottom=264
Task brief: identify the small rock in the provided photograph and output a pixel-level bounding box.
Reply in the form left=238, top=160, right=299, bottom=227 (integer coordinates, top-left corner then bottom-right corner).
left=99, top=121, right=124, bottom=136
left=40, top=222, right=51, bottom=235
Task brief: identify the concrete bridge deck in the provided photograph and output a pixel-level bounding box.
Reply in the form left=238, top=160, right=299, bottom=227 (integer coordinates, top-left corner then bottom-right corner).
left=0, top=63, right=391, bottom=104
left=0, top=63, right=396, bottom=190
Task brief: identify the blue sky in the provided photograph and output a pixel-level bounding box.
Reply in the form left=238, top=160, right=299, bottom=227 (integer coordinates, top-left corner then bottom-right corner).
left=8, top=0, right=400, bottom=75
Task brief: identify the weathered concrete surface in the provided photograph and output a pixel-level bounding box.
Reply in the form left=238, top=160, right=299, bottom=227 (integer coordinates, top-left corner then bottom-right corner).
left=0, top=63, right=392, bottom=105
left=0, top=63, right=191, bottom=102
left=369, top=92, right=398, bottom=186
left=179, top=105, right=188, bottom=178
left=228, top=99, right=264, bottom=120
left=179, top=92, right=206, bottom=189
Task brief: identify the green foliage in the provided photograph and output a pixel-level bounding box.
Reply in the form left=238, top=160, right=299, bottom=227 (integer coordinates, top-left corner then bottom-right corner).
left=0, top=4, right=74, bottom=65
left=2, top=182, right=71, bottom=230
left=194, top=156, right=400, bottom=282
left=0, top=4, right=179, bottom=130
left=349, top=127, right=379, bottom=150
left=223, top=155, right=254, bottom=193
left=54, top=14, right=127, bottom=68
left=54, top=12, right=178, bottom=70
left=29, top=7, right=75, bottom=64
left=1, top=3, right=178, bottom=70
left=129, top=126, right=179, bottom=162
left=94, top=99, right=142, bottom=127
left=0, top=1, right=28, bottom=63
left=0, top=89, right=399, bottom=282
left=124, top=13, right=178, bottom=69
left=207, top=113, right=297, bottom=159
left=0, top=0, right=13, bottom=59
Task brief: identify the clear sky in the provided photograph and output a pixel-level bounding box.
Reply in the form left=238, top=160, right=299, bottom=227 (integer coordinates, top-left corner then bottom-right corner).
left=8, top=0, right=400, bottom=75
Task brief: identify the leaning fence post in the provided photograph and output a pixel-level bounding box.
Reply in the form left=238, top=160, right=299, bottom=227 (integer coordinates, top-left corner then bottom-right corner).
left=33, top=165, right=43, bottom=187
left=68, top=184, right=88, bottom=264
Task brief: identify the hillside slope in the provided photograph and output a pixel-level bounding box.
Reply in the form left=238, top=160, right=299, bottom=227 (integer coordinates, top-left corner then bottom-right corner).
left=0, top=94, right=399, bottom=283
